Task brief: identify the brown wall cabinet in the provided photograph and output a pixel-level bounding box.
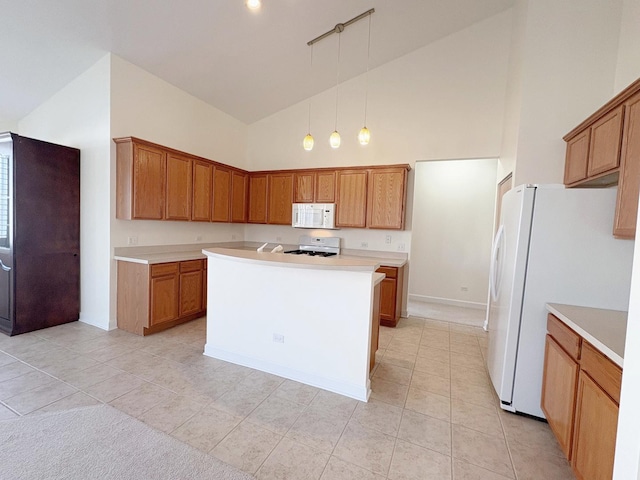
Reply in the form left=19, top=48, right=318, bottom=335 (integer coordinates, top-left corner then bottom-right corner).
left=166, top=152, right=193, bottom=221
left=294, top=170, right=337, bottom=204
left=212, top=165, right=231, bottom=223
left=336, top=170, right=368, bottom=228
left=117, top=259, right=206, bottom=336
left=248, top=174, right=268, bottom=224
left=192, top=160, right=213, bottom=222
left=267, top=173, right=294, bottom=225
left=564, top=77, right=640, bottom=238
left=541, top=314, right=621, bottom=480
left=367, top=168, right=408, bottom=230
left=376, top=265, right=405, bottom=327
left=230, top=170, right=248, bottom=223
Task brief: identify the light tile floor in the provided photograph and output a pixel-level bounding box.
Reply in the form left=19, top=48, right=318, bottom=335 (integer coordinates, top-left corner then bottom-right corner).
left=0, top=316, right=575, bottom=480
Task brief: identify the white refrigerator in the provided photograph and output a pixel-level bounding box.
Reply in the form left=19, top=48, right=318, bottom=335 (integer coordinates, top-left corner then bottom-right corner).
left=486, top=184, right=634, bottom=419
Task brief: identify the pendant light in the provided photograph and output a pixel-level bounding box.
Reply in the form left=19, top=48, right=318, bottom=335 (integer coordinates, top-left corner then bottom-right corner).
left=303, top=44, right=315, bottom=151
left=330, top=27, right=343, bottom=149
left=358, top=14, right=372, bottom=146
left=245, top=0, right=261, bottom=10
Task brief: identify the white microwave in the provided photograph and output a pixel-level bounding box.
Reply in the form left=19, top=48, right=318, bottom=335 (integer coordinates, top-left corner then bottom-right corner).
left=292, top=203, right=336, bottom=229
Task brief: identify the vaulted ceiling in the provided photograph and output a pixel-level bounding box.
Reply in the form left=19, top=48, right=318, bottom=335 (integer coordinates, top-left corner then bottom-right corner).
left=0, top=0, right=514, bottom=124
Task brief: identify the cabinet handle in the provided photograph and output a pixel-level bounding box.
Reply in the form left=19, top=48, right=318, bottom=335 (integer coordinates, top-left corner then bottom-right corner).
left=0, top=260, right=11, bottom=272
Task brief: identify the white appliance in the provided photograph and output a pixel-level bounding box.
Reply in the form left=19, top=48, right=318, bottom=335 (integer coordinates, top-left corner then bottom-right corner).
left=284, top=235, right=340, bottom=257
left=486, top=184, right=634, bottom=418
left=292, top=203, right=336, bottom=229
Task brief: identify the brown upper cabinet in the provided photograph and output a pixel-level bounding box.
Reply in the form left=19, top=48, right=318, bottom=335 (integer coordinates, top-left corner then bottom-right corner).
left=294, top=170, right=337, bottom=204
left=116, top=138, right=166, bottom=220
left=248, top=174, right=268, bottom=224
left=564, top=77, right=640, bottom=238
left=267, top=173, right=294, bottom=225
left=166, top=152, right=193, bottom=221
left=212, top=165, right=231, bottom=223
left=192, top=160, right=213, bottom=222
left=230, top=170, right=248, bottom=223
left=367, top=167, right=408, bottom=230
left=614, top=91, right=640, bottom=237
left=336, top=170, right=368, bottom=228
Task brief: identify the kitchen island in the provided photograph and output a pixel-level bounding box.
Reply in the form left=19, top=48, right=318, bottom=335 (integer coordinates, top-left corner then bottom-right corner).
left=202, top=247, right=384, bottom=401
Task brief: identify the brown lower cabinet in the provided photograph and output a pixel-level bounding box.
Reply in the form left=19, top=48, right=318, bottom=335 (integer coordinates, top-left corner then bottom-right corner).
left=376, top=265, right=405, bottom=327
left=117, top=259, right=206, bottom=336
left=541, top=314, right=621, bottom=480
left=370, top=281, right=381, bottom=374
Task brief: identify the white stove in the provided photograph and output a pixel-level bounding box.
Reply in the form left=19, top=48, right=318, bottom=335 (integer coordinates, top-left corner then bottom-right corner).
left=284, top=236, right=341, bottom=257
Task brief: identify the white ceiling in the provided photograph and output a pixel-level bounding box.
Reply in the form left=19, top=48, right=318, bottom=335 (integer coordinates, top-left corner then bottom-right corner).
left=0, top=0, right=514, bottom=125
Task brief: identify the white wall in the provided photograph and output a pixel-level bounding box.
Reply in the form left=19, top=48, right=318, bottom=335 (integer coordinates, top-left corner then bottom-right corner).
left=611, top=1, right=640, bottom=477
left=247, top=10, right=512, bottom=172
left=109, top=55, right=250, bottom=328
left=18, top=54, right=112, bottom=330
left=511, top=0, right=623, bottom=185
left=408, top=159, right=497, bottom=307
left=0, top=121, right=18, bottom=133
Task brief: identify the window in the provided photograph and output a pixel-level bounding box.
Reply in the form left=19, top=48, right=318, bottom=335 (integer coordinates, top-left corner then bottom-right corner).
left=0, top=154, right=9, bottom=249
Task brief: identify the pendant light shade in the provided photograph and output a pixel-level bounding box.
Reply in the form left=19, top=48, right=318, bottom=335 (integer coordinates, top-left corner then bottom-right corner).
left=303, top=133, right=314, bottom=151
left=246, top=0, right=261, bottom=10
left=358, top=127, right=370, bottom=145
left=329, top=131, right=341, bottom=148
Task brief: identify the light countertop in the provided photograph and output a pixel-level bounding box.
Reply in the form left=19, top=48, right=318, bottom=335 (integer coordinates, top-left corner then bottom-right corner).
left=114, top=242, right=408, bottom=267
left=546, top=303, right=627, bottom=367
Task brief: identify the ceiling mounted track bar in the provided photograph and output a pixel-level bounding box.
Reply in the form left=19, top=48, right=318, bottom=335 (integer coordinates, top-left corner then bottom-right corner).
left=307, top=8, right=375, bottom=46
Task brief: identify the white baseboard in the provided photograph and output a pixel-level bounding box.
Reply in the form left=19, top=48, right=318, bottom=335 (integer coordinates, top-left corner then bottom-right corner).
left=204, top=345, right=370, bottom=402
left=79, top=314, right=112, bottom=331
left=408, top=294, right=486, bottom=310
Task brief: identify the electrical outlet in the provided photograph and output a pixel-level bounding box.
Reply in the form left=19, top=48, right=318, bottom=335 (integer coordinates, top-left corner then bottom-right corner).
left=127, top=236, right=138, bottom=245
left=385, top=235, right=392, bottom=244
left=195, top=235, right=203, bottom=242
left=272, top=333, right=284, bottom=344
left=397, top=243, right=405, bottom=251
left=461, top=286, right=468, bottom=292
left=361, top=242, right=368, bottom=248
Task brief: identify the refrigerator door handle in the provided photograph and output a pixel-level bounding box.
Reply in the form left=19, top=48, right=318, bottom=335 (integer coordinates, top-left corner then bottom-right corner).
left=0, top=260, right=10, bottom=272
left=489, top=224, right=505, bottom=302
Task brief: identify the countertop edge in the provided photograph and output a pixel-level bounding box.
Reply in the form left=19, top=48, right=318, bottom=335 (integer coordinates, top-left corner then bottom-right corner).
left=546, top=303, right=625, bottom=368
left=203, top=248, right=381, bottom=271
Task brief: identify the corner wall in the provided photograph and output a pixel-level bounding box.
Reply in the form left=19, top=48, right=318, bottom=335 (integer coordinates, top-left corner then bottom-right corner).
left=18, top=54, right=112, bottom=330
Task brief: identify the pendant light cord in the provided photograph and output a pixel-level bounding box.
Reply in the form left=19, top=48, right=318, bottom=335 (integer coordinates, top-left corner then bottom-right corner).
left=308, top=44, right=313, bottom=133
left=334, top=32, right=341, bottom=131
left=363, top=14, right=371, bottom=125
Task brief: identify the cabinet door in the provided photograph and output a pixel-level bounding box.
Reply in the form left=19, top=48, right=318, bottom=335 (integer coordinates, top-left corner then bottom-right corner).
left=150, top=266, right=179, bottom=326
left=268, top=173, right=294, bottom=225
left=367, top=168, right=407, bottom=229
left=213, top=165, right=232, bottom=223
left=165, top=152, right=192, bottom=221
left=315, top=171, right=336, bottom=203
left=295, top=172, right=315, bottom=203
left=564, top=130, right=590, bottom=185
left=379, top=278, right=397, bottom=322
left=132, top=143, right=166, bottom=220
left=336, top=170, right=368, bottom=228
left=248, top=174, right=268, bottom=224
left=180, top=264, right=204, bottom=317
left=192, top=160, right=213, bottom=222
left=588, top=106, right=624, bottom=177
left=571, top=371, right=619, bottom=480
left=541, top=335, right=579, bottom=459
left=231, top=170, right=248, bottom=223
left=614, top=92, right=640, bottom=238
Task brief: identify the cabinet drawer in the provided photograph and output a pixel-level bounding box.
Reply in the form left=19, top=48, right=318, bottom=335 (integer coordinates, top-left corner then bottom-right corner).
left=547, top=314, right=581, bottom=360
left=180, top=259, right=203, bottom=273
left=376, top=266, right=397, bottom=279
left=580, top=342, right=622, bottom=404
left=151, top=262, right=179, bottom=277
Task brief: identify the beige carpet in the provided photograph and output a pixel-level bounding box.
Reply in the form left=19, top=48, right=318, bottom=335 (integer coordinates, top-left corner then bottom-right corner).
left=0, top=405, right=255, bottom=480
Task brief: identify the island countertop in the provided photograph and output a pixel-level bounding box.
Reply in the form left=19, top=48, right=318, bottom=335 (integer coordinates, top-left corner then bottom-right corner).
left=114, top=242, right=407, bottom=267
left=546, top=303, right=627, bottom=367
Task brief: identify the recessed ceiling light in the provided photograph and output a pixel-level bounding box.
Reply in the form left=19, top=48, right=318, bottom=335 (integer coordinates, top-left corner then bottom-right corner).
left=246, top=0, right=261, bottom=10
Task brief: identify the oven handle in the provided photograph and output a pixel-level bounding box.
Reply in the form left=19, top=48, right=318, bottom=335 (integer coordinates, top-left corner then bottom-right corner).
left=0, top=260, right=11, bottom=272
